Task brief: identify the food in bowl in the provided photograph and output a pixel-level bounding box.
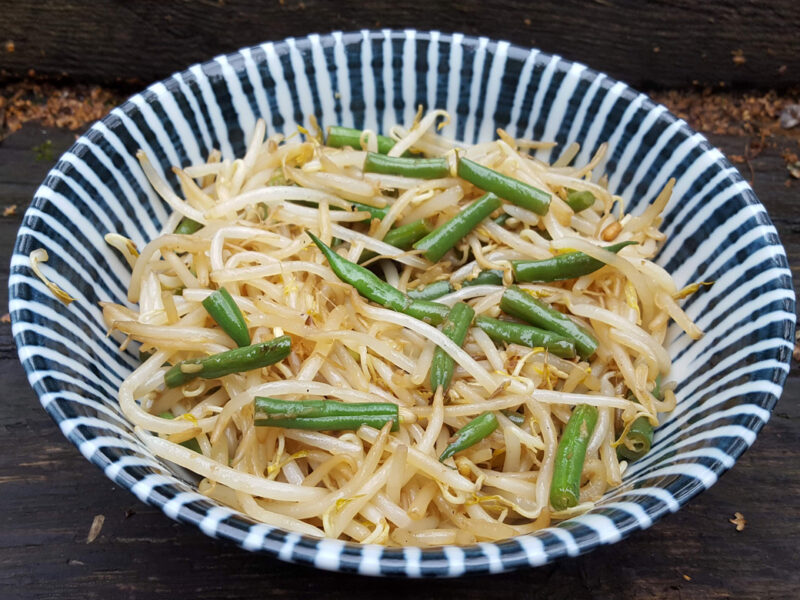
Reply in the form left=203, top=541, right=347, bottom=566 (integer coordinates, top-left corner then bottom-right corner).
left=38, top=109, right=704, bottom=546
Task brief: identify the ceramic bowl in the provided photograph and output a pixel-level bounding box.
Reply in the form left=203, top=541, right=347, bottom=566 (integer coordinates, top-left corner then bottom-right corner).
left=9, top=30, right=795, bottom=576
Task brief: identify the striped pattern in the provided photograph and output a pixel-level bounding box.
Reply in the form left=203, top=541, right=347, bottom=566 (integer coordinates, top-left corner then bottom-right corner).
left=9, top=30, right=795, bottom=576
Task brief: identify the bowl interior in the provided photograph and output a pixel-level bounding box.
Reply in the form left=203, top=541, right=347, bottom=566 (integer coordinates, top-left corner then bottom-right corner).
left=9, top=30, right=795, bottom=576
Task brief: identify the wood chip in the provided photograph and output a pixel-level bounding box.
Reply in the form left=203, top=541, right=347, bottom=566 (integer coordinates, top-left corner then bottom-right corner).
left=682, top=574, right=692, bottom=582
left=0, top=313, right=10, bottom=323
left=3, top=204, right=17, bottom=216
left=729, top=511, right=746, bottom=531
left=86, top=514, right=105, bottom=543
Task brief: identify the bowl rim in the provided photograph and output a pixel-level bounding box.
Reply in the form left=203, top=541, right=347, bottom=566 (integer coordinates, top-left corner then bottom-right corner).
left=9, top=28, right=796, bottom=577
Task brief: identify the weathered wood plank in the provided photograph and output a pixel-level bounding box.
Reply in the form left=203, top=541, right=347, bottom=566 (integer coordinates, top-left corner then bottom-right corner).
left=0, top=122, right=798, bottom=599
left=1, top=0, right=798, bottom=89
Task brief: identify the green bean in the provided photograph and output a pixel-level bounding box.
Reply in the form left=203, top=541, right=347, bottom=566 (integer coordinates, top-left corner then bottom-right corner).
left=493, top=213, right=511, bottom=227
left=475, top=315, right=576, bottom=358
left=402, top=298, right=450, bottom=325
left=202, top=288, right=251, bottom=348
left=407, top=269, right=504, bottom=301
left=358, top=219, right=431, bottom=263
left=616, top=417, right=654, bottom=462
left=430, top=302, right=475, bottom=392
left=501, top=409, right=526, bottom=426
left=164, top=336, right=291, bottom=388
left=158, top=411, right=202, bottom=452
left=439, top=412, right=499, bottom=462
left=364, top=152, right=450, bottom=179
left=326, top=126, right=398, bottom=155
left=617, top=375, right=660, bottom=462
left=457, top=157, right=550, bottom=215
left=308, top=232, right=449, bottom=325
left=350, top=201, right=390, bottom=222
left=565, top=189, right=596, bottom=213
left=407, top=280, right=454, bottom=301
left=175, top=217, right=203, bottom=235
left=550, top=404, right=599, bottom=511
left=511, top=241, right=638, bottom=283
left=413, top=193, right=502, bottom=262
left=254, top=397, right=399, bottom=431
left=382, top=220, right=433, bottom=250
left=499, top=286, right=598, bottom=359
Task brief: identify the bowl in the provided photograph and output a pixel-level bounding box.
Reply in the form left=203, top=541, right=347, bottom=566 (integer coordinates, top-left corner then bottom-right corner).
left=9, top=30, right=795, bottom=576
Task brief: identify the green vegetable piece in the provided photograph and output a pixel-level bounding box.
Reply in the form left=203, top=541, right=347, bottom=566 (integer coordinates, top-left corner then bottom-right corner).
left=407, top=270, right=503, bottom=301
left=439, top=412, right=499, bottom=462
left=549, top=404, right=599, bottom=511
left=175, top=217, right=203, bottom=235
left=308, top=232, right=449, bottom=325
left=457, top=157, right=550, bottom=215
left=364, top=152, right=450, bottom=179
left=254, top=397, right=399, bottom=431
left=430, top=302, right=475, bottom=392
left=326, top=126, right=399, bottom=155
left=202, top=288, right=251, bottom=348
left=158, top=412, right=202, bottom=452
left=617, top=375, right=661, bottom=462
left=382, top=220, right=433, bottom=250
left=475, top=315, right=576, bottom=358
left=413, top=192, right=502, bottom=262
left=164, top=336, right=291, bottom=388
left=511, top=241, right=638, bottom=283
left=350, top=201, right=390, bottom=222
left=407, top=280, right=454, bottom=301
left=501, top=409, right=526, bottom=426
left=500, top=286, right=598, bottom=359
left=565, top=189, right=596, bottom=213
left=616, top=417, right=654, bottom=462
left=493, top=213, right=511, bottom=226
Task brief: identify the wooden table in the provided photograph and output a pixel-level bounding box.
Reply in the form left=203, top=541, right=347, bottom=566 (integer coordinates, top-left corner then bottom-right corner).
left=1, top=117, right=798, bottom=599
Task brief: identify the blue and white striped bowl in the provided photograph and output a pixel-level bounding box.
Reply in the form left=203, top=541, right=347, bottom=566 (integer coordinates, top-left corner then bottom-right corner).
left=9, top=30, right=795, bottom=576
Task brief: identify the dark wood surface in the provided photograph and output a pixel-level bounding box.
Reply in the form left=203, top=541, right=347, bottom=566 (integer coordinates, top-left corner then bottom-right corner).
left=2, top=0, right=800, bottom=90
left=1, top=121, right=799, bottom=598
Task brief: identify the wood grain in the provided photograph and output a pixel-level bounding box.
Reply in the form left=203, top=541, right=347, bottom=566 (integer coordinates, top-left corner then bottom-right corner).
left=0, top=123, right=798, bottom=600
left=1, top=0, right=798, bottom=89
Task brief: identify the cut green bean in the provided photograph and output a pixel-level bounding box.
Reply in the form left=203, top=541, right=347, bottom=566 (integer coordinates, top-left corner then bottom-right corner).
left=500, top=286, right=598, bottom=359
left=403, top=298, right=450, bottom=325
left=511, top=241, right=638, bottom=283
left=413, top=192, right=502, bottom=262
left=457, top=157, right=550, bottom=215
left=308, top=232, right=449, bottom=325
left=430, top=302, right=475, bottom=392
left=565, top=189, right=596, bottom=213
left=326, top=126, right=398, bottom=155
left=475, top=315, right=576, bottom=358
left=202, top=288, right=251, bottom=348
left=440, top=412, right=499, bottom=461
left=407, top=280, right=454, bottom=301
left=501, top=409, right=526, bottom=426
left=407, top=269, right=504, bottom=301
left=364, top=152, right=450, bottom=179
left=616, top=417, right=654, bottom=462
left=175, top=217, right=203, bottom=235
left=254, top=397, right=399, bottom=431
left=382, top=220, right=433, bottom=250
left=164, top=336, right=291, bottom=388
left=493, top=213, right=511, bottom=226
left=617, top=375, right=660, bottom=462
left=350, top=201, right=390, bottom=221
left=359, top=220, right=432, bottom=263
left=158, top=412, right=202, bottom=452
left=550, top=404, right=599, bottom=511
